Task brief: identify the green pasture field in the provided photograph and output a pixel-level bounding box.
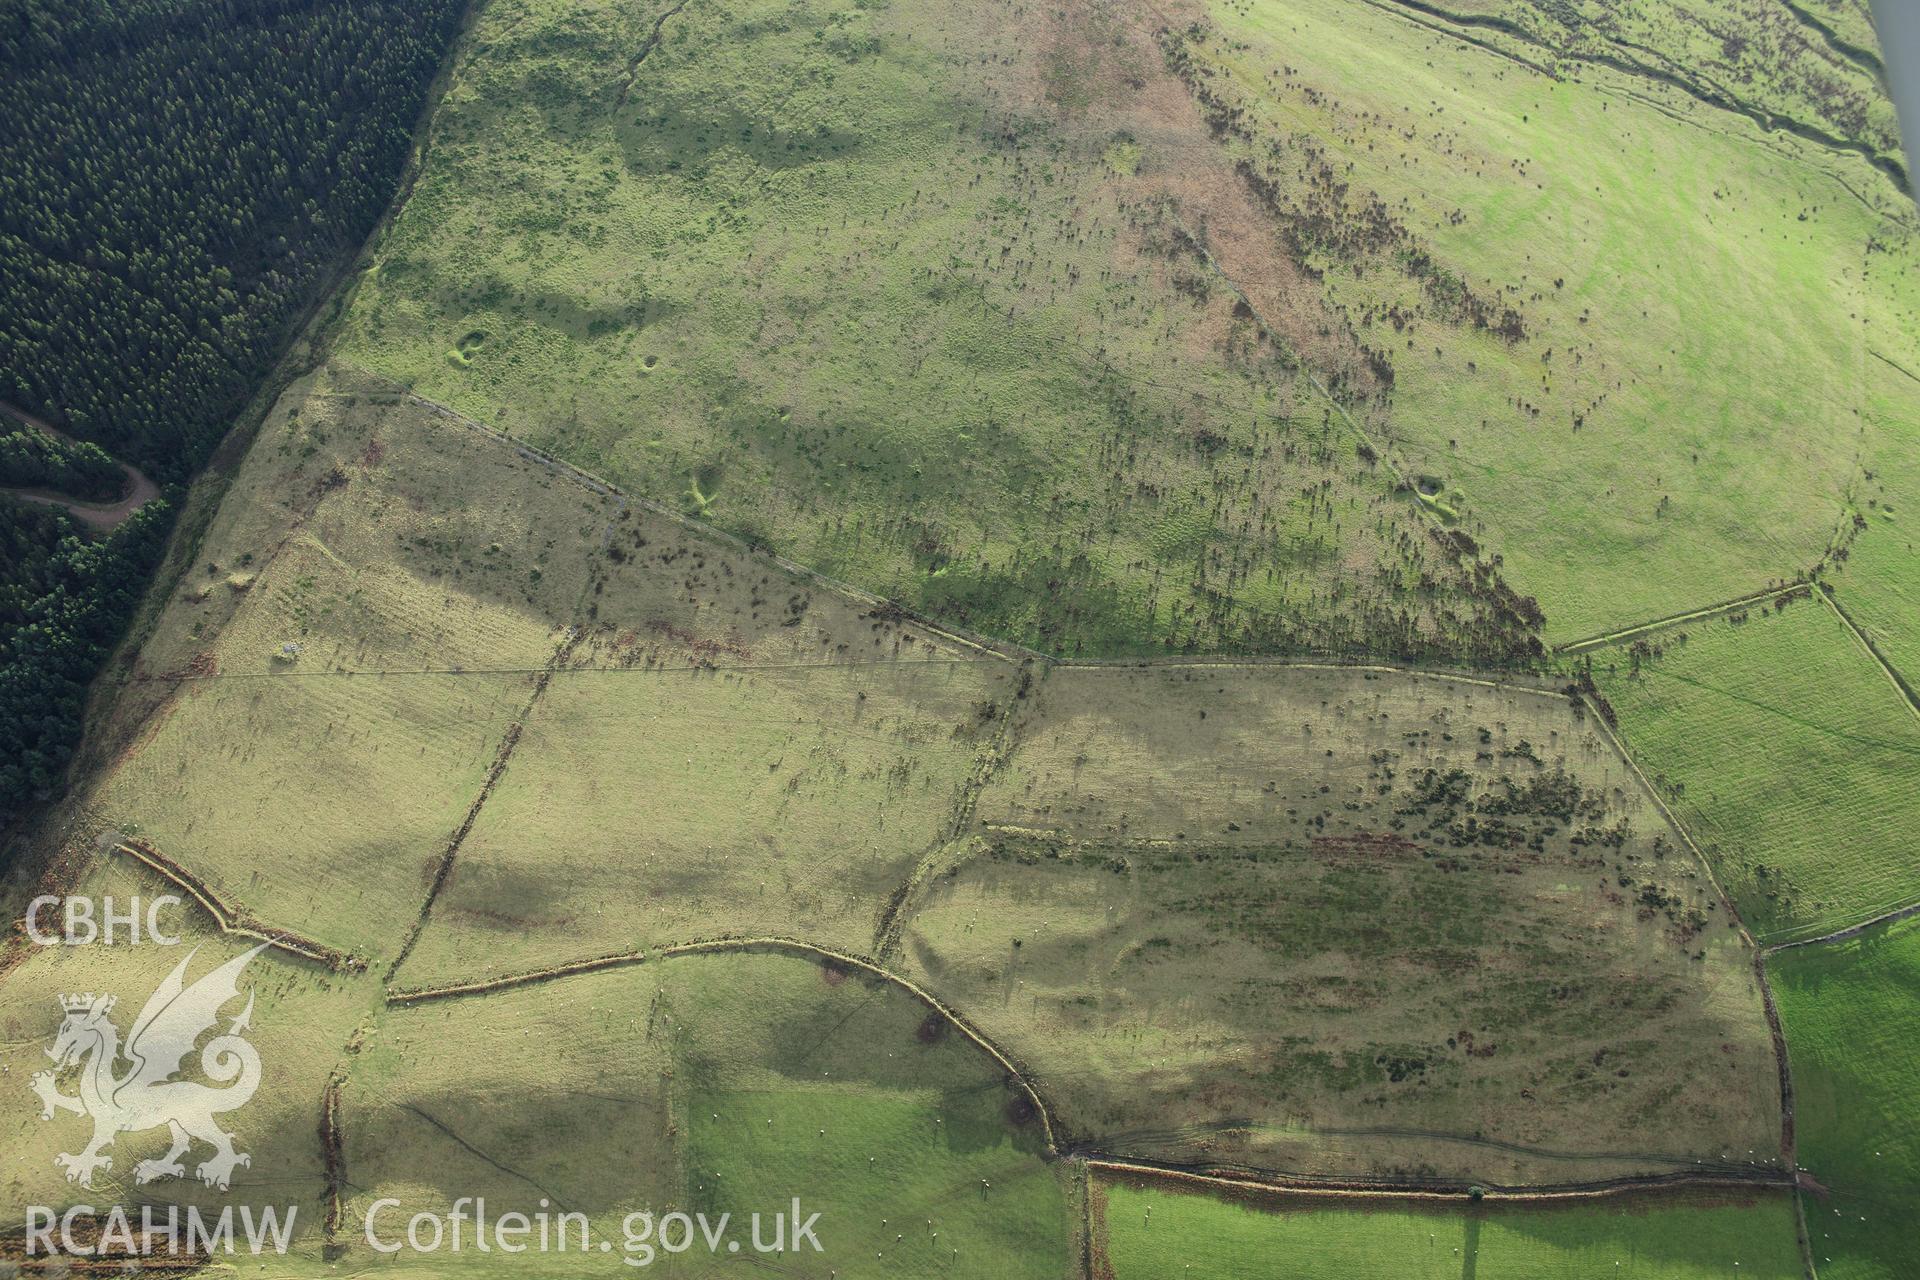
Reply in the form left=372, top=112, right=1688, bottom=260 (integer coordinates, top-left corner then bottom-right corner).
left=1191, top=0, right=1917, bottom=642
left=330, top=0, right=1542, bottom=663
left=1593, top=592, right=1920, bottom=943
left=1830, top=334, right=1920, bottom=688
left=97, top=671, right=525, bottom=960
left=337, top=950, right=1073, bottom=1277
left=893, top=663, right=1781, bottom=1183
left=1398, top=0, right=1900, bottom=174
left=1097, top=1179, right=1804, bottom=1279
left=1770, top=916, right=1920, bottom=1280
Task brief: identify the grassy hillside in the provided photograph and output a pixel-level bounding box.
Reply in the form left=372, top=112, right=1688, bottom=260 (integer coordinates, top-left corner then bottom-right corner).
left=0, top=872, right=1072, bottom=1275
left=1770, top=916, right=1920, bottom=1280
left=332, top=0, right=1548, bottom=663
left=7, top=0, right=1915, bottom=1273
left=1594, top=591, right=1920, bottom=943
left=1183, top=0, right=1914, bottom=642
left=4, top=358, right=1777, bottom=1205
left=65, top=365, right=1025, bottom=967
left=313, top=0, right=1920, bottom=659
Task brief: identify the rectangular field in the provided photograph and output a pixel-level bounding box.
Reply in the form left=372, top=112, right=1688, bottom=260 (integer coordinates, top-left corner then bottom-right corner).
left=1097, top=1179, right=1804, bottom=1279
left=1769, top=916, right=1920, bottom=1280
left=397, top=657, right=1016, bottom=986
left=1594, top=593, right=1920, bottom=943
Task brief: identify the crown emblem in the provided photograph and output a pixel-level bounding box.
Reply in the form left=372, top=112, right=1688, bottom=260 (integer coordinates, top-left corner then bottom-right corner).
left=59, top=993, right=114, bottom=1014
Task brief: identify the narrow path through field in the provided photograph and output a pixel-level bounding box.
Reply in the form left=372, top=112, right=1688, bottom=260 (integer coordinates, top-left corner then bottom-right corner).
left=1103, top=1118, right=1770, bottom=1176
left=0, top=401, right=159, bottom=531
left=399, top=1102, right=574, bottom=1208
left=383, top=625, right=584, bottom=983
left=1627, top=666, right=1920, bottom=757
left=1167, top=220, right=1413, bottom=504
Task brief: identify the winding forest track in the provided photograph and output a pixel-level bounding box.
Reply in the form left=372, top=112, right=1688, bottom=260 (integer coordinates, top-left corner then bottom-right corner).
left=0, top=401, right=159, bottom=531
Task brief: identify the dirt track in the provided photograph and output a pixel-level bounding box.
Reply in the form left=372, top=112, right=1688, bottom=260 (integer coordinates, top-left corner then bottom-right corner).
left=0, top=400, right=160, bottom=530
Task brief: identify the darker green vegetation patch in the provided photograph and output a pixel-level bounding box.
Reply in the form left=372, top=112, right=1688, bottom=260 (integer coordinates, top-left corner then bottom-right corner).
left=0, top=425, right=123, bottom=502
left=0, top=0, right=468, bottom=828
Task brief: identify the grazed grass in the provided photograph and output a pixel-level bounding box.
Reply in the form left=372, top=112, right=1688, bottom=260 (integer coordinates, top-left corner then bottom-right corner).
left=98, top=671, right=527, bottom=958
left=333, top=0, right=1546, bottom=663
left=1594, top=592, right=1920, bottom=942
left=1770, top=915, right=1920, bottom=1280
left=1098, top=1179, right=1804, bottom=1279
left=1186, top=0, right=1914, bottom=641
left=398, top=658, right=1016, bottom=986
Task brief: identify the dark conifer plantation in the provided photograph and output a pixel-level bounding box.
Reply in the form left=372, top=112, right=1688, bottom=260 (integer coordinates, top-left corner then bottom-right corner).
left=0, top=0, right=466, bottom=822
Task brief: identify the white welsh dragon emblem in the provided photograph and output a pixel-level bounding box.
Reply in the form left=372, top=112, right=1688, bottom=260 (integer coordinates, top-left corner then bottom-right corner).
left=29, top=945, right=267, bottom=1191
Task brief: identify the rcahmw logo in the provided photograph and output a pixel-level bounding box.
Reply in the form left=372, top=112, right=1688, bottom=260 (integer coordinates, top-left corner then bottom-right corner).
left=24, top=1203, right=297, bottom=1260
left=29, top=944, right=268, bottom=1189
